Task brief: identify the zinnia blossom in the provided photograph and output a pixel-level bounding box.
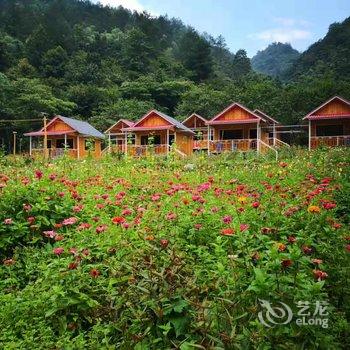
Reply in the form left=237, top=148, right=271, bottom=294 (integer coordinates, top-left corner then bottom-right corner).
left=222, top=215, right=232, bottom=224
left=221, top=228, right=235, bottom=236
left=62, top=217, right=78, bottom=226
left=313, top=269, right=328, bottom=280
left=90, top=268, right=100, bottom=278
left=53, top=247, right=64, bottom=255
left=4, top=218, right=13, bottom=225
left=112, top=216, right=125, bottom=225
left=308, top=205, right=321, bottom=214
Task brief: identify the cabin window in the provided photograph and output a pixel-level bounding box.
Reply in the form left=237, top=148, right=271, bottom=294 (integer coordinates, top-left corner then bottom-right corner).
left=169, top=134, right=175, bottom=145
left=220, top=130, right=243, bottom=140
left=249, top=129, right=257, bottom=139
left=47, top=140, right=52, bottom=149
left=56, top=138, right=73, bottom=149
left=85, top=139, right=95, bottom=151
left=316, top=125, right=343, bottom=137
left=141, top=135, right=161, bottom=145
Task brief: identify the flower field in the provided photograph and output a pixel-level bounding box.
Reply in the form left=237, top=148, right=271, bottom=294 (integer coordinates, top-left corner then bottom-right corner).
left=0, top=149, right=349, bottom=349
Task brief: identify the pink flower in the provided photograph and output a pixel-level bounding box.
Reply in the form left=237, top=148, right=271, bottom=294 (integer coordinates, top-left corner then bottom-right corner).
left=96, top=225, right=108, bottom=234
left=194, top=224, right=202, bottom=230
left=27, top=216, right=36, bottom=224
left=23, top=204, right=32, bottom=212
left=211, top=206, right=219, bottom=213
left=122, top=222, right=130, bottom=229
left=151, top=194, right=161, bottom=201
left=62, top=217, right=78, bottom=226
left=239, top=224, right=249, bottom=232
left=77, top=223, right=91, bottom=230
left=166, top=212, right=177, bottom=221
left=73, top=205, right=83, bottom=212
left=53, top=247, right=64, bottom=255
left=49, top=173, right=57, bottom=181
left=43, top=230, right=57, bottom=239
left=3, top=258, right=16, bottom=266
left=122, top=209, right=132, bottom=216
left=69, top=248, right=78, bottom=255
left=222, top=215, right=232, bottom=224
left=4, top=218, right=13, bottom=225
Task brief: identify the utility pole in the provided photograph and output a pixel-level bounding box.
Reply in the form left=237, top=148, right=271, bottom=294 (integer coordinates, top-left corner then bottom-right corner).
left=13, top=131, right=17, bottom=155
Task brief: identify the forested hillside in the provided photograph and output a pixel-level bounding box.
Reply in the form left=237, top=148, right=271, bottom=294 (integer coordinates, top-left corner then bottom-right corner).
left=251, top=43, right=300, bottom=78
left=285, top=17, right=350, bottom=80
left=0, top=0, right=350, bottom=150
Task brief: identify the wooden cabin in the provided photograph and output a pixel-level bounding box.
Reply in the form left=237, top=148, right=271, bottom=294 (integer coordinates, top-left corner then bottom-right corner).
left=122, top=110, right=194, bottom=157
left=24, top=115, right=104, bottom=159
left=206, top=103, right=270, bottom=153
left=303, top=96, right=350, bottom=149
left=182, top=113, right=208, bottom=151
left=104, top=119, right=134, bottom=154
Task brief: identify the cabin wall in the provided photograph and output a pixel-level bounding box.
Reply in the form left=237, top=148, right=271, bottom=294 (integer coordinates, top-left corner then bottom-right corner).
left=134, top=131, right=168, bottom=145
left=316, top=100, right=350, bottom=116
left=175, top=132, right=193, bottom=155
left=77, top=137, right=102, bottom=159
left=47, top=120, right=74, bottom=132
left=211, top=124, right=258, bottom=140
left=138, top=114, right=171, bottom=127
left=310, top=119, right=350, bottom=137
left=216, top=106, right=256, bottom=121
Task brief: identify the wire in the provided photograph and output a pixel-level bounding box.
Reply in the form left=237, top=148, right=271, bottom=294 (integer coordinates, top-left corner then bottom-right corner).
left=0, top=119, right=44, bottom=123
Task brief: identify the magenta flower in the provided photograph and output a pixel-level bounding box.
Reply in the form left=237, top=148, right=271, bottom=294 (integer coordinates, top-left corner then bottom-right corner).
left=222, top=215, right=232, bottom=224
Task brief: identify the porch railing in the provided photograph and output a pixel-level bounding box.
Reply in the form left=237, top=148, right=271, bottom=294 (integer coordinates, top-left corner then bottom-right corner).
left=193, top=140, right=209, bottom=150
left=127, top=144, right=170, bottom=157
left=209, top=139, right=257, bottom=153
left=311, top=135, right=350, bottom=148
left=31, top=148, right=78, bottom=158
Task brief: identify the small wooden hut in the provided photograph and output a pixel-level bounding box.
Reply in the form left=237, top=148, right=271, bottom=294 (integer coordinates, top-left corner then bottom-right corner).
left=206, top=103, right=270, bottom=153
left=122, top=110, right=194, bottom=157
left=104, top=119, right=134, bottom=153
left=303, top=96, right=350, bottom=149
left=24, top=115, right=104, bottom=159
left=182, top=113, right=209, bottom=151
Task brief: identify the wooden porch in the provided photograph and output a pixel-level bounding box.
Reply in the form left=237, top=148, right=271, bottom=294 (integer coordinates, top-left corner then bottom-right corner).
left=310, top=135, right=350, bottom=148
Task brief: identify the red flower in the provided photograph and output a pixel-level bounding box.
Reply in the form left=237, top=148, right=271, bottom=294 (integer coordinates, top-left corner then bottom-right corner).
left=112, top=216, right=125, bottom=225
left=54, top=235, right=64, bottom=241
left=160, top=239, right=169, bottom=248
left=345, top=244, right=350, bottom=253
left=288, top=236, right=297, bottom=244
left=252, top=201, right=260, bottom=208
left=313, top=269, right=328, bottom=280
left=27, top=216, right=36, bottom=224
left=77, top=223, right=91, bottom=230
left=302, top=245, right=313, bottom=255
left=90, top=268, right=100, bottom=278
left=68, top=262, right=78, bottom=270
left=221, top=228, right=235, bottom=236
left=194, top=224, right=202, bottom=230
left=281, top=259, right=293, bottom=268
left=322, top=202, right=336, bottom=210
left=53, top=247, right=64, bottom=255
left=35, top=170, right=43, bottom=179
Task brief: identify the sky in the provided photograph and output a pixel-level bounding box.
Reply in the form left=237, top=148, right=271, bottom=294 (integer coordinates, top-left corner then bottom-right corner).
left=95, top=0, right=350, bottom=57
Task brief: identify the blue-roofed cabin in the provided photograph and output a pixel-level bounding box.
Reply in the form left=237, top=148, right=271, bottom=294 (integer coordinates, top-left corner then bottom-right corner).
left=122, top=110, right=194, bottom=157
left=24, top=115, right=105, bottom=159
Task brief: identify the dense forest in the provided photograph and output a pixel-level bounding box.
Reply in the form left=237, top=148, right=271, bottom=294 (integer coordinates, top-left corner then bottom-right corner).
left=0, top=0, right=350, bottom=150
left=251, top=43, right=300, bottom=78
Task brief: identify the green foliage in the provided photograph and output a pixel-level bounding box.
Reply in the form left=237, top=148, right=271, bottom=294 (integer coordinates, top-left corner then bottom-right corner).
left=0, top=149, right=349, bottom=348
